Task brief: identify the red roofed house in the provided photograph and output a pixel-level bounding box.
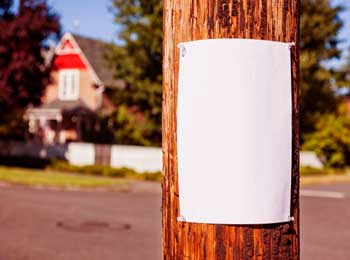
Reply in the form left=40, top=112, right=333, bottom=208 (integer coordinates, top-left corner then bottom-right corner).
left=25, top=33, right=117, bottom=144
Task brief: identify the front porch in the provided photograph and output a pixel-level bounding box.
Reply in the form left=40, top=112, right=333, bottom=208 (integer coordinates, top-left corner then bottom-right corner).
left=25, top=100, right=96, bottom=144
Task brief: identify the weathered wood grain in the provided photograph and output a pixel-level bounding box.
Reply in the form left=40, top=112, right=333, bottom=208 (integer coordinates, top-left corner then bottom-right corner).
left=162, top=0, right=300, bottom=259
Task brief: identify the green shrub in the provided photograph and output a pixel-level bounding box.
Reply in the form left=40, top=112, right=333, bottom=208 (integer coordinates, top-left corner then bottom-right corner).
left=134, top=171, right=162, bottom=182
left=302, top=114, right=350, bottom=168
left=0, top=155, right=50, bottom=169
left=300, top=166, right=326, bottom=176
left=49, top=160, right=161, bottom=182
left=300, top=166, right=348, bottom=176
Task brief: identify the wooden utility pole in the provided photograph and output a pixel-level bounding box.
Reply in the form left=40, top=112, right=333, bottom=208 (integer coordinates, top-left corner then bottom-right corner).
left=162, top=0, right=299, bottom=259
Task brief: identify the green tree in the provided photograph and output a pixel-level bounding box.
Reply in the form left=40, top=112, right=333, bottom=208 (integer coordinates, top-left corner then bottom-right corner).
left=107, top=0, right=162, bottom=146
left=111, top=105, right=156, bottom=146
left=300, top=0, right=346, bottom=137
left=302, top=113, right=350, bottom=168
left=107, top=0, right=347, bottom=146
left=0, top=0, right=60, bottom=139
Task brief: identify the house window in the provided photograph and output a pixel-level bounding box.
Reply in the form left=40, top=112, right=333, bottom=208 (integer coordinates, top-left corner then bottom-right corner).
left=58, top=70, right=79, bottom=100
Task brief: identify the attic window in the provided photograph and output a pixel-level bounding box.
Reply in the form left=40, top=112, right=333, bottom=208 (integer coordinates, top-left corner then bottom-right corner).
left=58, top=69, right=80, bottom=100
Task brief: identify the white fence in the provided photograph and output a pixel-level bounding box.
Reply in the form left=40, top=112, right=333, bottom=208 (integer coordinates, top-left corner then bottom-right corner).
left=110, top=145, right=162, bottom=172
left=66, top=143, right=162, bottom=172
left=0, top=141, right=321, bottom=172
left=300, top=151, right=323, bottom=169
left=0, top=141, right=162, bottom=172
left=66, top=143, right=95, bottom=166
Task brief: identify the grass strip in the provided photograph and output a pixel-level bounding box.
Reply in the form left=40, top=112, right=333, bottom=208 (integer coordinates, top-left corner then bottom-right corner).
left=0, top=166, right=127, bottom=189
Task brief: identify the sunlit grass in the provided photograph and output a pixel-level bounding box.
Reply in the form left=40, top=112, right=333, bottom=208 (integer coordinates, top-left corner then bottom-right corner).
left=3, top=165, right=350, bottom=189
left=301, top=167, right=350, bottom=186
left=0, top=166, right=127, bottom=189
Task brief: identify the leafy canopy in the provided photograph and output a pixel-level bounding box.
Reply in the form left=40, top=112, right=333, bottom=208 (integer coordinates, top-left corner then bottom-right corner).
left=107, top=0, right=348, bottom=147
left=107, top=0, right=162, bottom=146
left=300, top=0, right=346, bottom=136
left=302, top=111, right=350, bottom=168
left=0, top=0, right=60, bottom=110
left=0, top=0, right=60, bottom=139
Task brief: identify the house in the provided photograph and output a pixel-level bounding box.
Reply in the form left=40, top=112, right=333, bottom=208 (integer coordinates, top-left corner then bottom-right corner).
left=25, top=33, right=118, bottom=144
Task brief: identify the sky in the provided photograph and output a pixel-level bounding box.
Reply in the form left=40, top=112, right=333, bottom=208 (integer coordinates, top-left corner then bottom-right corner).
left=53, top=0, right=350, bottom=63
left=13, top=0, right=118, bottom=42
left=331, top=0, right=350, bottom=67
left=49, top=0, right=118, bottom=43
left=12, top=0, right=350, bottom=64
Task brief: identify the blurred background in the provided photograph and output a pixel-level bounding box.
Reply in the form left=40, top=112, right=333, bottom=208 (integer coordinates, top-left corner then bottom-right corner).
left=0, top=0, right=349, bottom=259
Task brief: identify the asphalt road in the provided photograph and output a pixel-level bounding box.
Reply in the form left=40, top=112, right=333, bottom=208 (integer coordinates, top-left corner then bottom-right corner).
left=0, top=185, right=162, bottom=260
left=301, top=183, right=350, bottom=260
left=0, top=183, right=349, bottom=260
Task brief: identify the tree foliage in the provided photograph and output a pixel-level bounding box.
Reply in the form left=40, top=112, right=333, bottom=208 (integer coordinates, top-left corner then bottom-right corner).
left=0, top=108, right=27, bottom=140
left=300, top=0, right=346, bottom=136
left=300, top=1, right=350, bottom=168
left=302, top=111, right=350, bottom=168
left=107, top=0, right=348, bottom=147
left=110, top=105, right=156, bottom=146
left=107, top=0, right=162, bottom=146
left=0, top=0, right=60, bottom=139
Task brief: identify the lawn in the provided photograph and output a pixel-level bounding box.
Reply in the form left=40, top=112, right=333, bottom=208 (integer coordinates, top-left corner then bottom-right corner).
left=301, top=173, right=350, bottom=186
left=300, top=166, right=350, bottom=186
left=0, top=166, right=127, bottom=189
left=2, top=165, right=349, bottom=189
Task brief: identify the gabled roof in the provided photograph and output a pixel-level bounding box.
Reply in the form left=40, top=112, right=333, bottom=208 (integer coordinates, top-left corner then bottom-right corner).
left=55, top=33, right=123, bottom=89
left=72, top=34, right=125, bottom=89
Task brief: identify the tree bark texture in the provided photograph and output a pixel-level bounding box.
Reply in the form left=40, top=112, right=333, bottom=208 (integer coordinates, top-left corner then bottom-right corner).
left=162, top=1, right=300, bottom=259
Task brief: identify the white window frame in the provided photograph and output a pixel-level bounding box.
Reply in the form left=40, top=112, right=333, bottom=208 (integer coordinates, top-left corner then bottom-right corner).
left=58, top=69, right=80, bottom=101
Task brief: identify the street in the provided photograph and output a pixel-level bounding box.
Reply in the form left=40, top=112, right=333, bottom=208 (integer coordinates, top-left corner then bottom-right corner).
left=0, top=183, right=349, bottom=260
left=0, top=184, right=162, bottom=260
left=301, top=183, right=350, bottom=260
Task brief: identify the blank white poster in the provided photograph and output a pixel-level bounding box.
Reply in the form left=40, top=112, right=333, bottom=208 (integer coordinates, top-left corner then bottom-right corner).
left=177, top=39, right=292, bottom=225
